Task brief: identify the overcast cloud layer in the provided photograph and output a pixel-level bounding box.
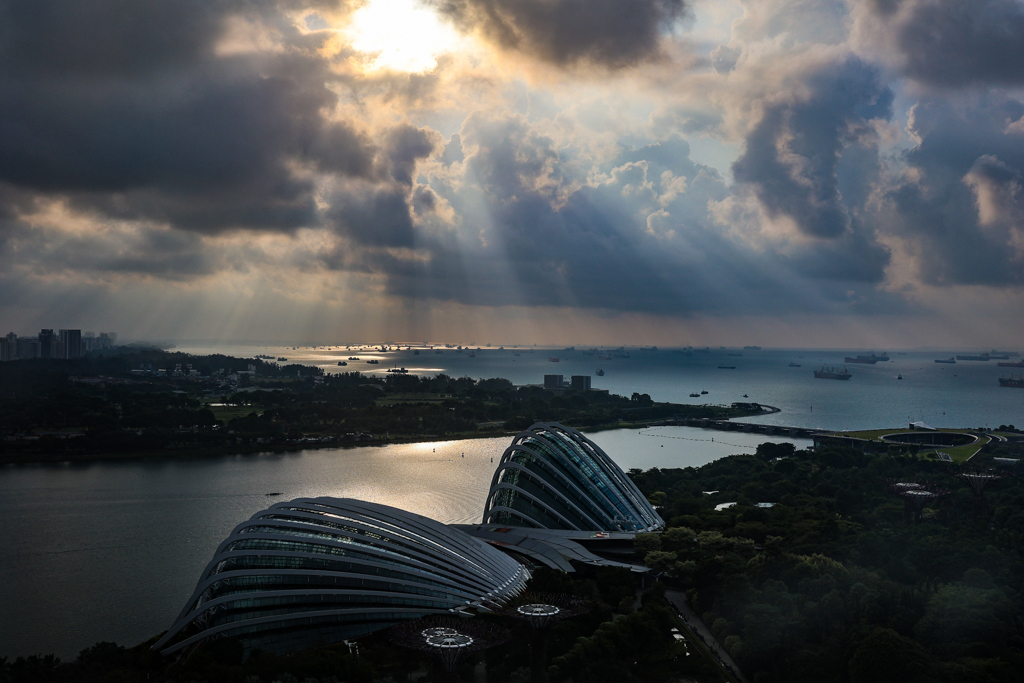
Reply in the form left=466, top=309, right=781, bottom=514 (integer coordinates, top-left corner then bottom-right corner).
left=1, top=0, right=1023, bottom=345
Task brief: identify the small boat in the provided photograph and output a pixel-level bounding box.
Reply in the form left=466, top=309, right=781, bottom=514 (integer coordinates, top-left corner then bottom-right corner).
left=718, top=364, right=736, bottom=369
left=366, top=359, right=379, bottom=364
left=789, top=362, right=801, bottom=367
left=265, top=492, right=282, bottom=496
left=689, top=393, right=701, bottom=398
left=387, top=367, right=409, bottom=374
left=742, top=394, right=748, bottom=398
left=897, top=374, right=903, bottom=380
left=700, top=389, right=708, bottom=395
left=595, top=369, right=605, bottom=376
left=348, top=356, right=360, bottom=360
left=337, top=361, right=347, bottom=366
left=277, top=357, right=288, bottom=361
left=548, top=357, right=560, bottom=362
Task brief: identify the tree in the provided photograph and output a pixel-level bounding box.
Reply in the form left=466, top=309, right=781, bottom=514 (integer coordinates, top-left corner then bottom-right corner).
left=848, top=628, right=936, bottom=683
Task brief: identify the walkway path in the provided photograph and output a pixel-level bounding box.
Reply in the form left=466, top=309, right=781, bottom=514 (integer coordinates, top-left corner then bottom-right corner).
left=663, top=588, right=750, bottom=683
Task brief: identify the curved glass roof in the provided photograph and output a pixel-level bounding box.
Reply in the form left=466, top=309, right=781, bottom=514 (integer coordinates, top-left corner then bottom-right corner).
left=482, top=422, right=664, bottom=533
left=154, top=497, right=528, bottom=657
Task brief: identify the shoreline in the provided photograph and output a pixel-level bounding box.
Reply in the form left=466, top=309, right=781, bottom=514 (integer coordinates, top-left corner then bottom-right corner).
left=0, top=409, right=776, bottom=466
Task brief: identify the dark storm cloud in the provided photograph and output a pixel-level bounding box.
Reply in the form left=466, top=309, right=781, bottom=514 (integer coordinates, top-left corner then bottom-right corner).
left=329, top=186, right=418, bottom=248
left=0, top=0, right=224, bottom=77
left=869, top=0, right=1024, bottom=87
left=0, top=0, right=376, bottom=234
left=881, top=95, right=1024, bottom=286
left=732, top=58, right=893, bottom=239
left=428, top=0, right=686, bottom=68
left=382, top=124, right=439, bottom=186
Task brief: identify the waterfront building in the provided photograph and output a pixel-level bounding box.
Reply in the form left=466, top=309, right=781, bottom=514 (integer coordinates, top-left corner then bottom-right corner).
left=570, top=375, right=591, bottom=391
left=154, top=498, right=528, bottom=658
left=481, top=423, right=664, bottom=533
left=543, top=374, right=564, bottom=390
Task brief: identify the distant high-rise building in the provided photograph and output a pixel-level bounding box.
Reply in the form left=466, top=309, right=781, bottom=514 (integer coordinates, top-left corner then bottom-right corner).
left=543, top=374, right=564, bottom=390
left=1, top=333, right=15, bottom=361
left=59, top=329, right=82, bottom=358
left=97, top=332, right=116, bottom=349
left=17, top=337, right=40, bottom=359
left=38, top=329, right=55, bottom=359
left=570, top=375, right=591, bottom=391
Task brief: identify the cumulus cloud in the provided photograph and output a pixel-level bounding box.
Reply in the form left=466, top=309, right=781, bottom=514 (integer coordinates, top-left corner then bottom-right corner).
left=859, top=0, right=1024, bottom=87
left=429, top=0, right=687, bottom=68
left=2, top=0, right=1024, bottom=343
left=877, top=95, right=1024, bottom=286
left=732, top=57, right=893, bottom=239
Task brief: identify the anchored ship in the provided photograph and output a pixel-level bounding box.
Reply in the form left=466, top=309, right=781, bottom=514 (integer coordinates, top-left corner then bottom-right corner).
left=814, top=366, right=852, bottom=380
left=999, top=374, right=1024, bottom=388
left=957, top=353, right=991, bottom=361
left=997, top=361, right=1024, bottom=368
left=844, top=352, right=890, bottom=363
left=934, top=357, right=956, bottom=364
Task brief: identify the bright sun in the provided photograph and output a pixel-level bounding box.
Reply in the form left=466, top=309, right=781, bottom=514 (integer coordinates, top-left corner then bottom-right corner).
left=345, top=0, right=463, bottom=73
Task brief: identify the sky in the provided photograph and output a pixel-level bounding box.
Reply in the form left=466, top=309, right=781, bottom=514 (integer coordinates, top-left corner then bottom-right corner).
left=1, top=0, right=1023, bottom=347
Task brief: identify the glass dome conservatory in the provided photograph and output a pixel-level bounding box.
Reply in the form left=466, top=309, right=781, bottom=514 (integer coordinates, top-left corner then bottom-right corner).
left=482, top=423, right=664, bottom=533
left=154, top=497, right=528, bottom=657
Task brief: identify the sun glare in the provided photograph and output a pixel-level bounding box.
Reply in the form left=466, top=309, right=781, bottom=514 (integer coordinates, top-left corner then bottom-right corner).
left=346, top=0, right=463, bottom=73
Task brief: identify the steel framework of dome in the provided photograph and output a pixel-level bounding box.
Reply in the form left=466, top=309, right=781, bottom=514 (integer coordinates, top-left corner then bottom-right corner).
left=153, top=498, right=528, bottom=657
left=482, top=422, right=664, bottom=533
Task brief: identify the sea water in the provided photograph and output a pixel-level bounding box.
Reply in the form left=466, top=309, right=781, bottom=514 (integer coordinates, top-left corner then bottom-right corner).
left=177, top=344, right=1024, bottom=430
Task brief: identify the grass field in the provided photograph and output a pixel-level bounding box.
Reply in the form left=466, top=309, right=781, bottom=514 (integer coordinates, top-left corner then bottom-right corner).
left=822, top=427, right=988, bottom=463
left=927, top=435, right=990, bottom=462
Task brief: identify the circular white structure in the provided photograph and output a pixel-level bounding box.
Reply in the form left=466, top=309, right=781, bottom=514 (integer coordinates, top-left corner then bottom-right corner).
left=517, top=604, right=560, bottom=617
left=424, top=632, right=474, bottom=649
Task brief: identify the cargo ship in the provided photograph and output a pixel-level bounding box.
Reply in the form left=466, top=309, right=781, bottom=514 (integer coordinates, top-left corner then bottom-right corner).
left=957, top=353, right=991, bottom=361
left=814, top=366, right=852, bottom=380
left=934, top=357, right=956, bottom=364
left=845, top=352, right=889, bottom=363
left=997, top=361, right=1024, bottom=367
left=999, top=374, right=1024, bottom=388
